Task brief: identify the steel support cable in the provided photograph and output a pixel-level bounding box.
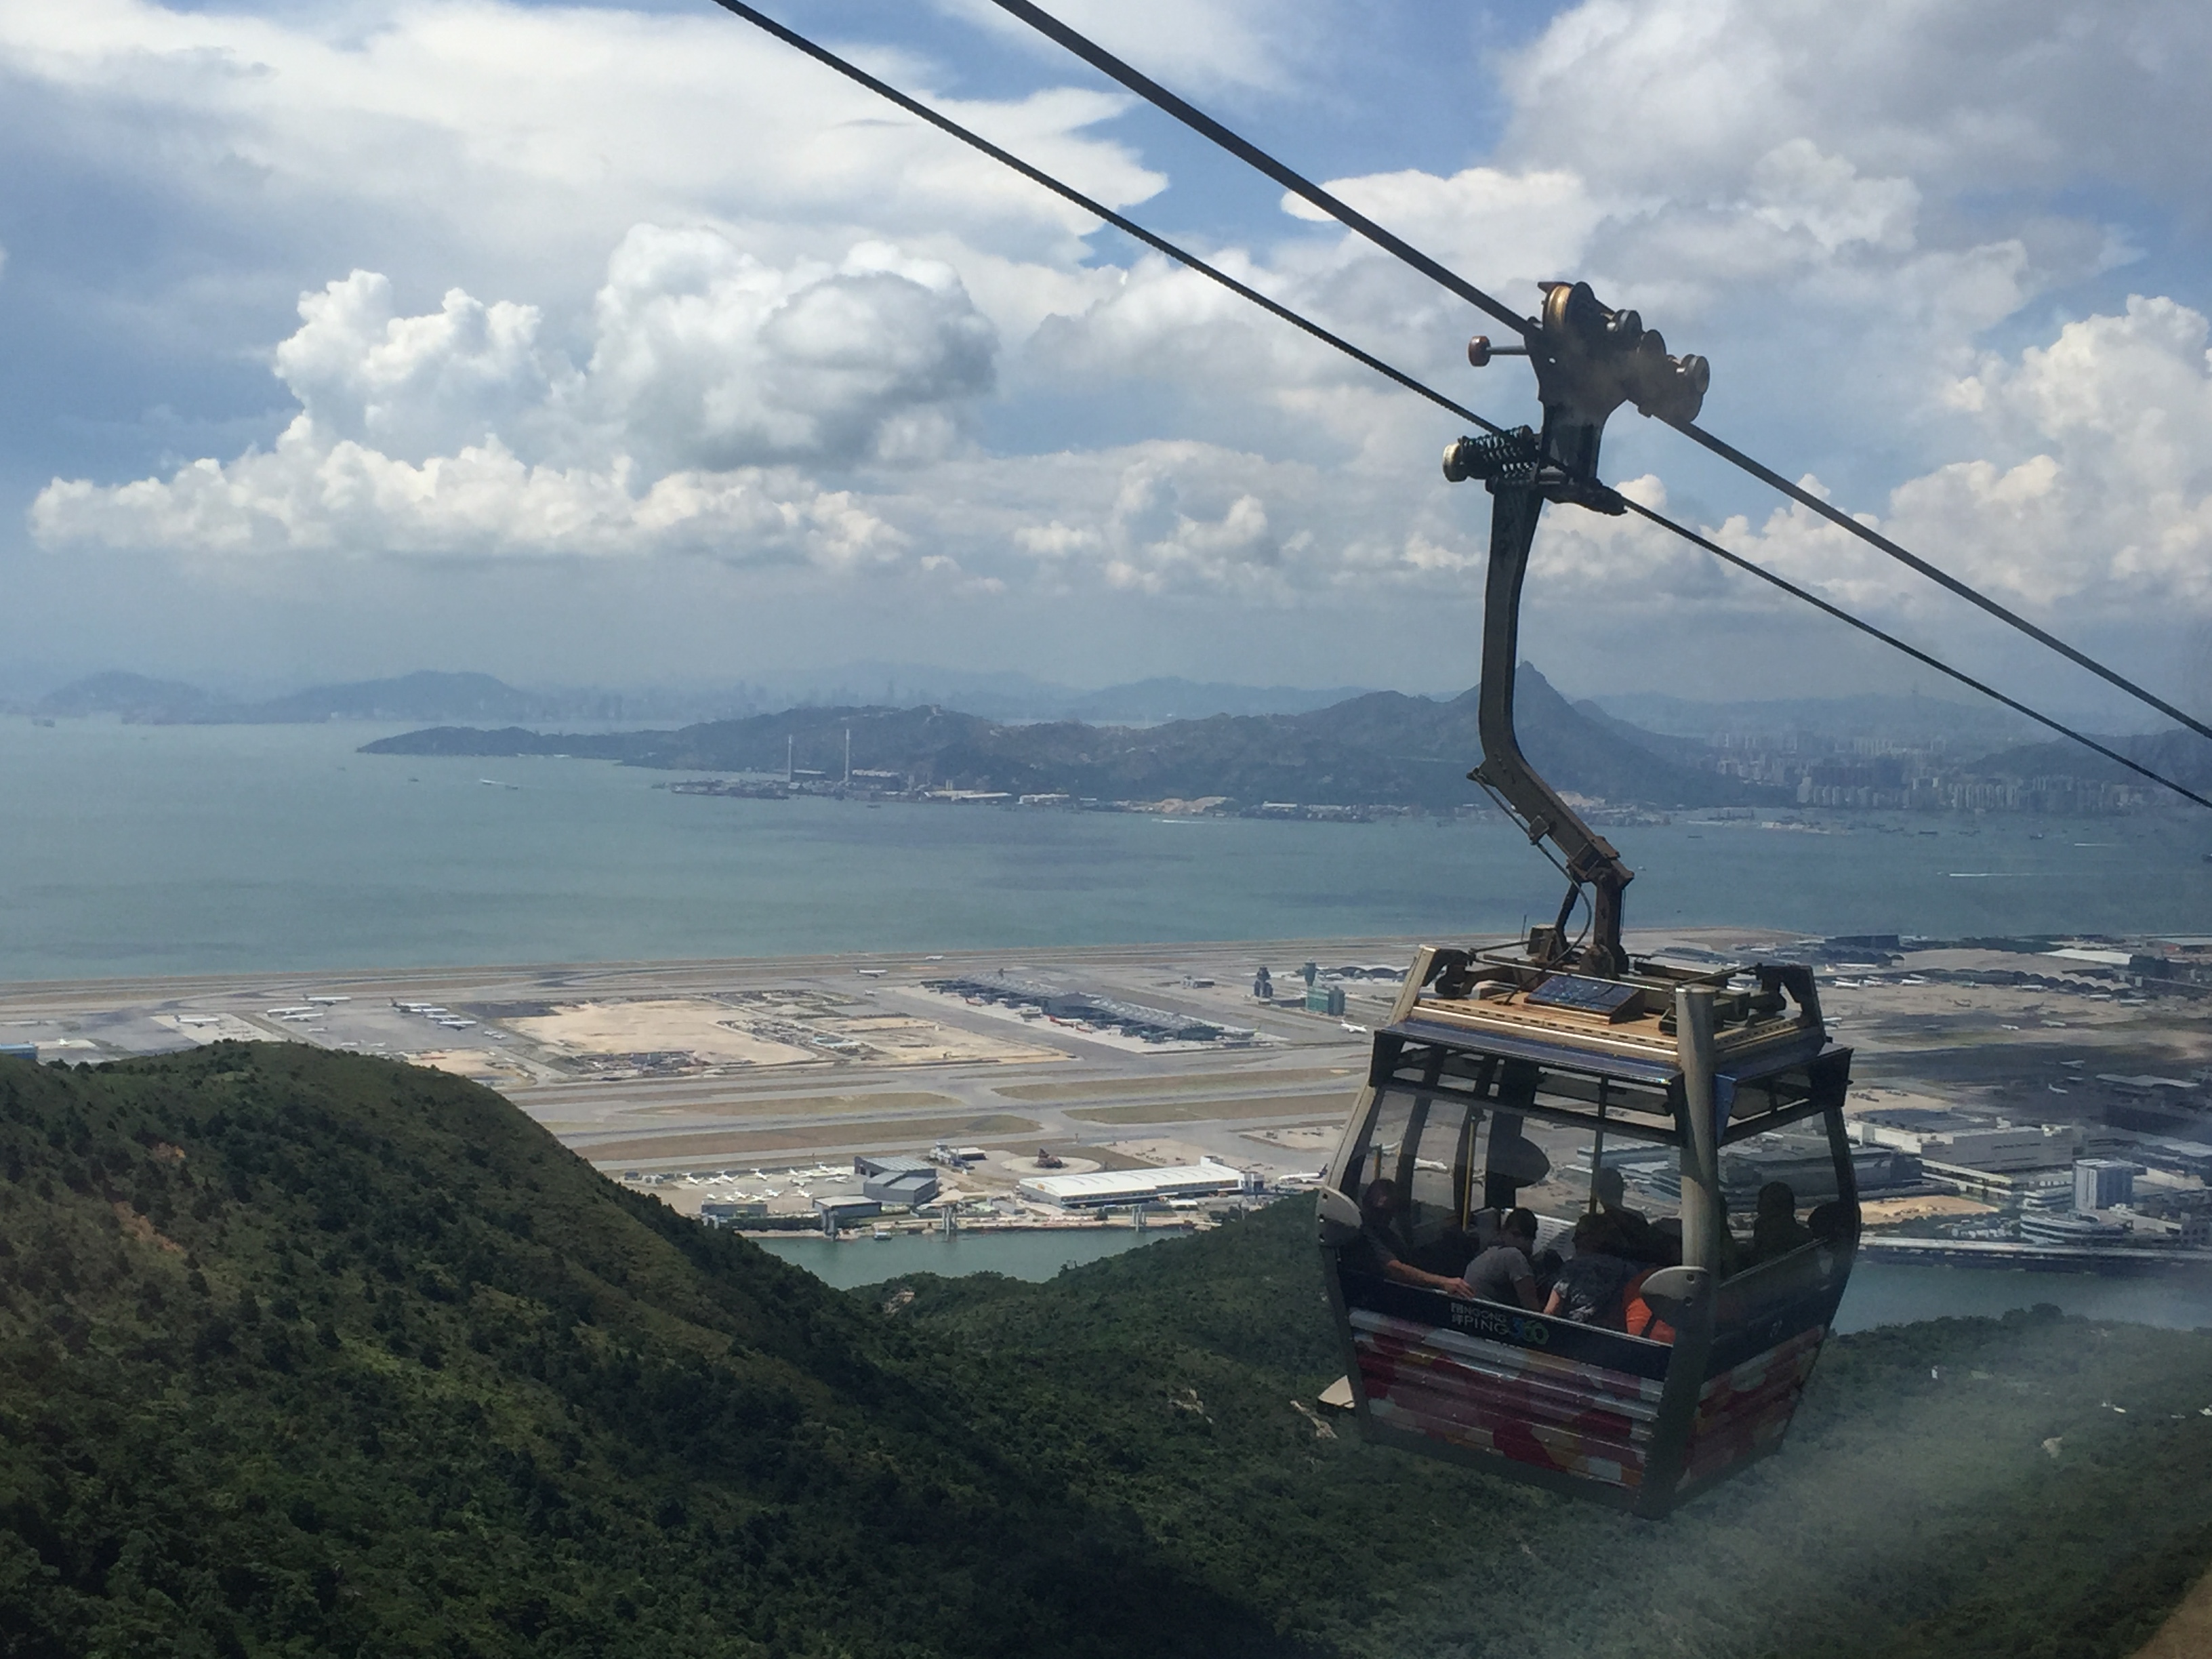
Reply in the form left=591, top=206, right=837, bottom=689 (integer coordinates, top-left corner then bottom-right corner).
left=987, top=0, right=2212, bottom=748
left=1666, top=418, right=2212, bottom=744
left=1620, top=500, right=2212, bottom=811
left=985, top=0, right=1534, bottom=341
left=705, top=0, right=1511, bottom=441
left=705, top=0, right=2210, bottom=811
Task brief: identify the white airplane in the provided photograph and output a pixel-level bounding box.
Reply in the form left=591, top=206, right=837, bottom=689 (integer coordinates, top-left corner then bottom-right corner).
left=1341, top=1021, right=1369, bottom=1034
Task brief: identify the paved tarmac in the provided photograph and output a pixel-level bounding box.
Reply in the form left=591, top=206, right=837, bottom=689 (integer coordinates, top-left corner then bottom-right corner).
left=0, top=935, right=1460, bottom=1185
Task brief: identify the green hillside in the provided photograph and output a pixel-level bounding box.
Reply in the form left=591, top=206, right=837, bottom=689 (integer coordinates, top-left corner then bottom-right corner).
left=3, top=1046, right=2209, bottom=1658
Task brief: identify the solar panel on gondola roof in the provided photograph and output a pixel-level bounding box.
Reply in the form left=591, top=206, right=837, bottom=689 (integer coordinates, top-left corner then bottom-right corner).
left=1524, top=974, right=1643, bottom=1019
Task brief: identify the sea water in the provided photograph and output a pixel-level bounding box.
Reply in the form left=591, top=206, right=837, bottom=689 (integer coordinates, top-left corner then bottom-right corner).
left=4, top=717, right=2209, bottom=980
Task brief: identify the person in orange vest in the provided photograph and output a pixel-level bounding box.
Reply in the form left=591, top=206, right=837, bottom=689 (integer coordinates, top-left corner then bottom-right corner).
left=1621, top=1267, right=1677, bottom=1343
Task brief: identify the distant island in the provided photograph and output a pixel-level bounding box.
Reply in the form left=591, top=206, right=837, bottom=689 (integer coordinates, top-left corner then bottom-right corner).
left=361, top=663, right=1772, bottom=813
left=2, top=1043, right=2207, bottom=1656
left=28, top=669, right=606, bottom=726
left=27, top=661, right=2196, bottom=813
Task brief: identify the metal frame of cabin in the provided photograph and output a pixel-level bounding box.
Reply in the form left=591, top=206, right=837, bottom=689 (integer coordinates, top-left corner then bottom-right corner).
left=1317, top=945, right=1858, bottom=1517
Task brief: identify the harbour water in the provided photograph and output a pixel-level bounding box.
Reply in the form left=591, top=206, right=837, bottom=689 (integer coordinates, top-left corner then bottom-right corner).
left=3, top=717, right=2209, bottom=981
left=754, top=1229, right=2212, bottom=1332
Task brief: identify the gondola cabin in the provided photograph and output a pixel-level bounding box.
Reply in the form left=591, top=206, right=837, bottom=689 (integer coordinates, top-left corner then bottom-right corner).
left=1317, top=943, right=1857, bottom=1517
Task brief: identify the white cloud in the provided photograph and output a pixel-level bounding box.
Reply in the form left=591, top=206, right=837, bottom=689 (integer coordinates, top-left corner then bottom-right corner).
left=895, top=441, right=1483, bottom=602
left=274, top=271, right=547, bottom=462
left=1896, top=295, right=2212, bottom=610
left=1504, top=0, right=2212, bottom=207
left=0, top=0, right=1168, bottom=298
left=1010, top=450, right=1290, bottom=596
left=1747, top=140, right=1918, bottom=255
left=580, top=229, right=996, bottom=472
left=30, top=420, right=903, bottom=568
left=30, top=226, right=996, bottom=563
left=35, top=233, right=2212, bottom=644
left=932, top=0, right=1319, bottom=94
left=1517, top=298, right=2212, bottom=629
left=1283, top=165, right=1609, bottom=293
left=8, top=0, right=2212, bottom=697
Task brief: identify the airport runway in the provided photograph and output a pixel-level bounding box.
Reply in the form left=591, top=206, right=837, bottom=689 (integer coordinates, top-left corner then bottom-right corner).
left=0, top=935, right=1454, bottom=1184
left=0, top=926, right=1831, bottom=1190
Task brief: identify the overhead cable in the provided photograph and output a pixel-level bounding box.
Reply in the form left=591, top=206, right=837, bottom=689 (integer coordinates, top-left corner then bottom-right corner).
left=985, top=0, right=1534, bottom=341
left=1666, top=419, right=2212, bottom=745
left=1619, top=501, right=2212, bottom=811
left=706, top=0, right=1509, bottom=439
left=987, top=0, right=2212, bottom=747
left=705, top=0, right=2209, bottom=811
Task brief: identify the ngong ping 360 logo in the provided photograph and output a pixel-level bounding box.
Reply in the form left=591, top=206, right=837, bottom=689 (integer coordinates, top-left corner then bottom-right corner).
left=1451, top=1302, right=1551, bottom=1347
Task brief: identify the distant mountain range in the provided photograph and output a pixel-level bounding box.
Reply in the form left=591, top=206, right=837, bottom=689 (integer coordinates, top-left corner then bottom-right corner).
left=730, top=660, right=1379, bottom=722
left=361, top=665, right=1783, bottom=810
left=1969, top=728, right=2212, bottom=791
left=33, top=664, right=2118, bottom=755
left=1586, top=689, right=2043, bottom=747
left=35, top=670, right=596, bottom=725
left=28, top=668, right=1373, bottom=727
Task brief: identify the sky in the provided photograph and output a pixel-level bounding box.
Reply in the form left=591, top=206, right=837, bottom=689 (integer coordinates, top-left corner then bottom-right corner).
left=3, top=0, right=2210, bottom=723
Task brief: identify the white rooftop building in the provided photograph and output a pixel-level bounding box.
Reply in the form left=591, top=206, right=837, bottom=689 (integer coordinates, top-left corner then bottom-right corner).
left=1019, top=1160, right=1249, bottom=1209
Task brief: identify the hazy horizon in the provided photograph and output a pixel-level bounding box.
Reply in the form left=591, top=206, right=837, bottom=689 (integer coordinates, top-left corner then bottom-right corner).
left=7, top=657, right=2100, bottom=744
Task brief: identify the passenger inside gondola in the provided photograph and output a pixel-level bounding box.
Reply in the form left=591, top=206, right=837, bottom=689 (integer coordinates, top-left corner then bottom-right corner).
left=1593, top=1167, right=1675, bottom=1265
left=1544, top=1212, right=1639, bottom=1327
left=1460, top=1207, right=1542, bottom=1309
left=1622, top=1265, right=1677, bottom=1343
left=1347, top=1177, right=1475, bottom=1298
left=1748, top=1180, right=1814, bottom=1264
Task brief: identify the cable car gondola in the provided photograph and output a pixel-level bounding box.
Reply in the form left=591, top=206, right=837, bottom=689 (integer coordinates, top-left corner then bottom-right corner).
left=1315, top=280, right=1858, bottom=1515
left=1317, top=946, right=1855, bottom=1515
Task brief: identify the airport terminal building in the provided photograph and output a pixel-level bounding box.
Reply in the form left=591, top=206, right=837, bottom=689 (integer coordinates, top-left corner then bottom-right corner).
left=1019, top=1160, right=1250, bottom=1210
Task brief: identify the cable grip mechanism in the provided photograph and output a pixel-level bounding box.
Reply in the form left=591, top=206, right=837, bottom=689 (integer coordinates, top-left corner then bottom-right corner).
left=1450, top=280, right=1707, bottom=518
left=1441, top=428, right=1538, bottom=485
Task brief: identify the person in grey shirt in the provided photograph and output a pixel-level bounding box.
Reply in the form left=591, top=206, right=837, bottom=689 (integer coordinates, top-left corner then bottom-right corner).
left=1460, top=1208, right=1542, bottom=1310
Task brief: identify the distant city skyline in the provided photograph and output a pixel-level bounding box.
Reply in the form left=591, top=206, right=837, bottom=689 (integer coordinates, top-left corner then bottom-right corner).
left=4, top=1, right=2209, bottom=732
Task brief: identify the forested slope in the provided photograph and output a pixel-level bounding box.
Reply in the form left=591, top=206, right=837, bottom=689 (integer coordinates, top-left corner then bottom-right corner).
left=0, top=1046, right=1303, bottom=1658
left=2, top=1046, right=2208, bottom=1658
